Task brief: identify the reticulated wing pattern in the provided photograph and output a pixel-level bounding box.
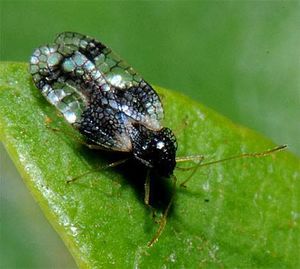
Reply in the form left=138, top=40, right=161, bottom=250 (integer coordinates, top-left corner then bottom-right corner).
left=79, top=94, right=132, bottom=152
left=116, top=81, right=164, bottom=130
left=29, top=32, right=164, bottom=151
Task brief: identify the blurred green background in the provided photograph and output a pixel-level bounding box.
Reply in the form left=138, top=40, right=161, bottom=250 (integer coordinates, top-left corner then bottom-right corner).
left=0, top=1, right=299, bottom=268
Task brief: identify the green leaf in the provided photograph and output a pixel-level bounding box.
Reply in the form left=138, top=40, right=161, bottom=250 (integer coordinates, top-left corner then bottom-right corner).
left=0, top=62, right=299, bottom=268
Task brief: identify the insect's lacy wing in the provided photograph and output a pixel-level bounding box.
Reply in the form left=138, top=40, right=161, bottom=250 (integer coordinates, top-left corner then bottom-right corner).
left=55, top=32, right=106, bottom=60
left=115, top=81, right=164, bottom=130
left=30, top=32, right=164, bottom=139
left=29, top=45, right=88, bottom=124
left=30, top=33, right=111, bottom=125
left=55, top=32, right=142, bottom=90
left=78, top=99, right=132, bottom=152
left=55, top=32, right=164, bottom=130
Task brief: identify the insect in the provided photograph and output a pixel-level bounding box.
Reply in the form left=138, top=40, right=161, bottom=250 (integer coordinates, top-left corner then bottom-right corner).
left=29, top=32, right=286, bottom=247
left=30, top=32, right=177, bottom=177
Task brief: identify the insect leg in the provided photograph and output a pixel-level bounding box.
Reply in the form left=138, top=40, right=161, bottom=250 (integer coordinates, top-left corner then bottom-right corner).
left=144, top=170, right=151, bottom=206
left=143, top=171, right=158, bottom=220
left=147, top=174, right=177, bottom=247
left=175, top=155, right=205, bottom=187
left=67, top=158, right=130, bottom=184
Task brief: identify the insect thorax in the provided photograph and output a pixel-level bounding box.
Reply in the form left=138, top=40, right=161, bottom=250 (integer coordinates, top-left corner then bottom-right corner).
left=129, top=125, right=177, bottom=177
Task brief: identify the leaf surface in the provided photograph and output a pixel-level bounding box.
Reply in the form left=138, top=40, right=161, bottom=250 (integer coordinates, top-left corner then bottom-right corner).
left=0, top=62, right=299, bottom=268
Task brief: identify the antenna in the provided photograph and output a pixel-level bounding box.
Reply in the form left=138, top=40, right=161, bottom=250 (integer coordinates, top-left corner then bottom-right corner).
left=176, top=144, right=287, bottom=187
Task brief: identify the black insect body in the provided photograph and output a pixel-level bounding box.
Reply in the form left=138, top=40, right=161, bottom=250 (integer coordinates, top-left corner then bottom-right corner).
left=29, top=32, right=286, bottom=247
left=29, top=32, right=177, bottom=178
